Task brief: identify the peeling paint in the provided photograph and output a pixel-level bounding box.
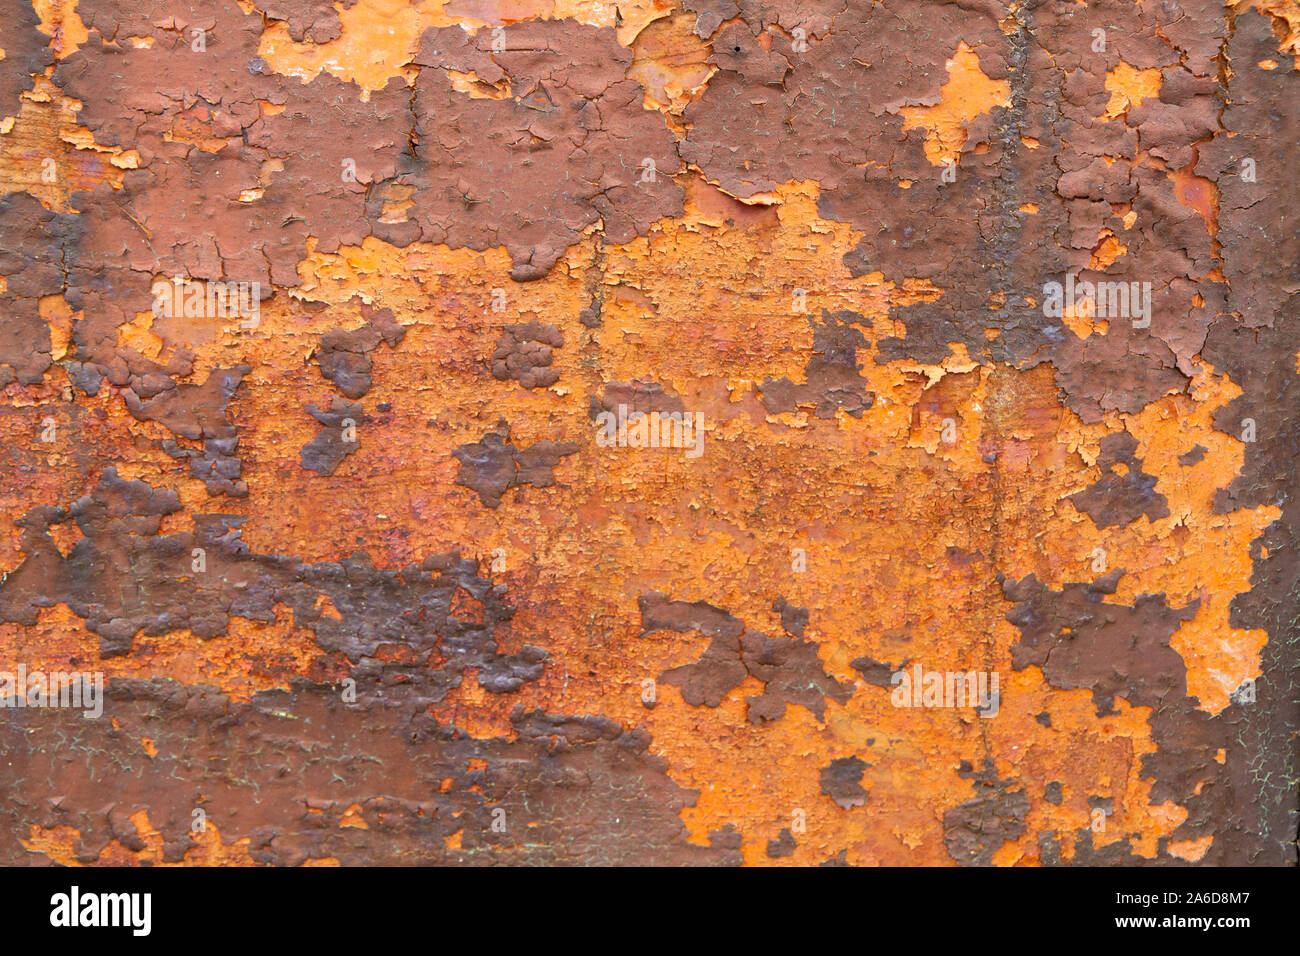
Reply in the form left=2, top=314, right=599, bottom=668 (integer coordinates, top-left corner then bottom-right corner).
left=0, top=0, right=1296, bottom=868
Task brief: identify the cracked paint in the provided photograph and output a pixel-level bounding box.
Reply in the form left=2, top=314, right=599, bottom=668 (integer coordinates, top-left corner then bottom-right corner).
left=0, top=0, right=1296, bottom=868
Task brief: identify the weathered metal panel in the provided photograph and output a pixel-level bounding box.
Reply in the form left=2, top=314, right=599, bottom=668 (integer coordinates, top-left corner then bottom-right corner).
left=0, top=0, right=1296, bottom=866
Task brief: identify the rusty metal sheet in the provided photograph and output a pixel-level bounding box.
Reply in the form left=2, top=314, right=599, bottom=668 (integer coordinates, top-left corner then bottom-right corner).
left=0, top=0, right=1296, bottom=869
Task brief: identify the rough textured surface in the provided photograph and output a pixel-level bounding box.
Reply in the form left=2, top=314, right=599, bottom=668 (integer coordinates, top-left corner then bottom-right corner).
left=0, top=0, right=1296, bottom=867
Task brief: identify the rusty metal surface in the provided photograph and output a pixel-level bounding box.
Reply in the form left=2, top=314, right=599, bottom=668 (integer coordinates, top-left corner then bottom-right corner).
left=0, top=0, right=1296, bottom=866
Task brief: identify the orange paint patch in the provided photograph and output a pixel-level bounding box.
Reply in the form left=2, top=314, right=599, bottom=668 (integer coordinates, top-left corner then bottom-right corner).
left=0, top=78, right=128, bottom=209
left=1167, top=835, right=1214, bottom=862
left=1088, top=230, right=1128, bottom=271
left=32, top=0, right=88, bottom=59
left=257, top=0, right=457, bottom=90
left=24, top=813, right=265, bottom=866
left=339, top=804, right=370, bottom=828
left=1103, top=62, right=1162, bottom=119
left=899, top=43, right=1011, bottom=166
left=1253, top=0, right=1300, bottom=65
